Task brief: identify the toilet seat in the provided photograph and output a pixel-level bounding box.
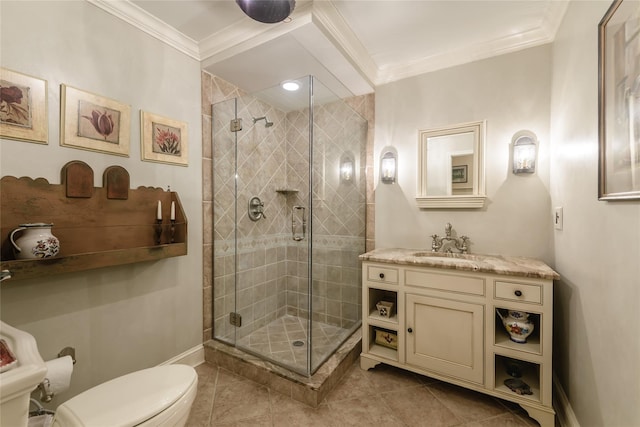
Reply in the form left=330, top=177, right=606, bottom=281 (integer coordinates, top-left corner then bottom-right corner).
left=52, top=364, right=197, bottom=427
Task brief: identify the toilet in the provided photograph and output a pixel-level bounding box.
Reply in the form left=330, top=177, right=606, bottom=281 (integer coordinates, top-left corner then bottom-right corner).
left=0, top=321, right=198, bottom=427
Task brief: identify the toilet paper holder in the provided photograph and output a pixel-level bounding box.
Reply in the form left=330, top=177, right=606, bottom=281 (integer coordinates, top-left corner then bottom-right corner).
left=38, top=347, right=76, bottom=402
left=57, top=347, right=76, bottom=364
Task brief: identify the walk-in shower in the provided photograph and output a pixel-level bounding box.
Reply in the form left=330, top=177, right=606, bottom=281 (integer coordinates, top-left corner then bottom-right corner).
left=211, top=76, right=367, bottom=376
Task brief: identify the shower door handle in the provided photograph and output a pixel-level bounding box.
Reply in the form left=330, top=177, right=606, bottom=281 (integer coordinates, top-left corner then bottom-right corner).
left=292, top=206, right=306, bottom=241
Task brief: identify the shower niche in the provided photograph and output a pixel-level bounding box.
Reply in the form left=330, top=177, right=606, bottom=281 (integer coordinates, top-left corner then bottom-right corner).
left=211, top=76, right=367, bottom=376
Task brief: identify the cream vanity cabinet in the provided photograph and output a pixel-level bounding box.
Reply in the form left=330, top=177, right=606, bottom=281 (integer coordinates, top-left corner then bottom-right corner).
left=360, top=249, right=559, bottom=427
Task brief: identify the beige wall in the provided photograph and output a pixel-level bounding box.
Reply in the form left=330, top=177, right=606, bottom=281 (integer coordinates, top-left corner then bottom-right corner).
left=374, top=45, right=553, bottom=262
left=550, top=1, right=640, bottom=425
left=0, top=1, right=203, bottom=406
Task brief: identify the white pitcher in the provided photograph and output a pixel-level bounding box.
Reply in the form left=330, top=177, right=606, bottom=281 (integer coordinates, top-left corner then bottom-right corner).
left=10, top=223, right=60, bottom=259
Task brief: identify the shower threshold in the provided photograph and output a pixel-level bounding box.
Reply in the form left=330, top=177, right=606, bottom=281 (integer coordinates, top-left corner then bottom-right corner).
left=203, top=327, right=362, bottom=407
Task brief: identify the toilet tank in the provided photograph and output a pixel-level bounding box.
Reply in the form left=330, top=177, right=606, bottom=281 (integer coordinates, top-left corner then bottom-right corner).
left=0, top=321, right=48, bottom=427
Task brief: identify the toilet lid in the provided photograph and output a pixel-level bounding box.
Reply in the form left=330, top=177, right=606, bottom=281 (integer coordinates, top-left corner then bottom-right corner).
left=54, top=364, right=197, bottom=427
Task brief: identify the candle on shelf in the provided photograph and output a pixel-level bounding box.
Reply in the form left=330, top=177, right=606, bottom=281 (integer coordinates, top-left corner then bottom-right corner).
left=156, top=201, right=162, bottom=220
left=170, top=201, right=176, bottom=221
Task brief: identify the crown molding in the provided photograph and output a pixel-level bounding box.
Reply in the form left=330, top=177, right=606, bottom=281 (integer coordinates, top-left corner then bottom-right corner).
left=87, top=0, right=568, bottom=88
left=86, top=0, right=200, bottom=60
left=539, top=0, right=570, bottom=41
left=378, top=24, right=554, bottom=84
left=310, top=1, right=378, bottom=88
left=199, top=1, right=314, bottom=66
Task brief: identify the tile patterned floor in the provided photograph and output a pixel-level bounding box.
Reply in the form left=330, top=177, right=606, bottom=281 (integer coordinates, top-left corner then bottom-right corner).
left=186, top=359, right=545, bottom=427
left=235, top=315, right=354, bottom=373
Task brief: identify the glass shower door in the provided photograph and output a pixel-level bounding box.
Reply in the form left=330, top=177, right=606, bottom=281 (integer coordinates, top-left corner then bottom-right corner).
left=212, top=97, right=239, bottom=347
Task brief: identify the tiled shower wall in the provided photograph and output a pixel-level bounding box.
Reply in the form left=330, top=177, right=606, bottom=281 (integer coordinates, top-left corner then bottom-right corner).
left=201, top=71, right=375, bottom=343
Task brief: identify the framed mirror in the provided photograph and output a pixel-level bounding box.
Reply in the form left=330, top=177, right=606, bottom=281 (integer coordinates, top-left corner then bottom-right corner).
left=417, top=120, right=486, bottom=208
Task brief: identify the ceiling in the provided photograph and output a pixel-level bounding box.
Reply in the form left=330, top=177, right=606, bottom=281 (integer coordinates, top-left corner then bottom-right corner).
left=92, top=0, right=569, bottom=100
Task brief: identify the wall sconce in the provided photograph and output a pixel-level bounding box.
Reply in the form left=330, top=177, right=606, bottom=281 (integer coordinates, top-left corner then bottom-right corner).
left=512, top=131, right=537, bottom=174
left=380, top=150, right=397, bottom=184
left=340, top=153, right=354, bottom=183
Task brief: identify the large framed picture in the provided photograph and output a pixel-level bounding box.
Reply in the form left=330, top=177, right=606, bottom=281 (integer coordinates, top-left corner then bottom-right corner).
left=60, top=84, right=130, bottom=156
left=598, top=0, right=640, bottom=200
left=140, top=110, right=188, bottom=166
left=0, top=68, right=48, bottom=144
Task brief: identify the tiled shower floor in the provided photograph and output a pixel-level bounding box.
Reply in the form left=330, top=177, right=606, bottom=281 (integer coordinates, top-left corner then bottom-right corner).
left=235, top=315, right=354, bottom=373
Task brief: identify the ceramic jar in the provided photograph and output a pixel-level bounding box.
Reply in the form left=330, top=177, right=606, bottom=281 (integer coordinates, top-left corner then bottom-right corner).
left=10, top=223, right=60, bottom=259
left=497, top=309, right=534, bottom=343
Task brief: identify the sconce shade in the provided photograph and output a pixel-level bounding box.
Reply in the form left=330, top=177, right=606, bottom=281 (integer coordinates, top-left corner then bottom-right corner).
left=236, top=0, right=295, bottom=23
left=381, top=151, right=397, bottom=183
left=512, top=134, right=537, bottom=174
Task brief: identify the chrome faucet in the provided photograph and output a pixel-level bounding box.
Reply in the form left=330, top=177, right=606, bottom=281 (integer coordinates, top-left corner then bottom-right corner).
left=431, top=222, right=469, bottom=254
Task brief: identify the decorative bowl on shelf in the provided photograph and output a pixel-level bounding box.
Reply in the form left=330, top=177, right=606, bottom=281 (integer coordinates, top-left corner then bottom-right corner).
left=376, top=301, right=394, bottom=318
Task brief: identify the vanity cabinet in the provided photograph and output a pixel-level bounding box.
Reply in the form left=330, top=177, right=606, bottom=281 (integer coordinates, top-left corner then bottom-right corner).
left=406, top=293, right=484, bottom=384
left=360, top=250, right=558, bottom=427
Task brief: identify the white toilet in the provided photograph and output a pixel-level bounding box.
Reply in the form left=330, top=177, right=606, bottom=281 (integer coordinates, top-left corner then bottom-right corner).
left=0, top=321, right=198, bottom=427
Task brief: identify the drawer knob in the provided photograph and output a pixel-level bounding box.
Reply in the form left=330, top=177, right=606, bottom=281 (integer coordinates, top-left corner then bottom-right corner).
left=514, top=290, right=523, bottom=297
left=407, top=327, right=413, bottom=333
left=379, top=273, right=385, bottom=279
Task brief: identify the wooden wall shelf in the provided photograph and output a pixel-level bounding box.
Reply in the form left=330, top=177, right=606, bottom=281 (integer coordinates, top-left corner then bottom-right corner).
left=0, top=162, right=188, bottom=281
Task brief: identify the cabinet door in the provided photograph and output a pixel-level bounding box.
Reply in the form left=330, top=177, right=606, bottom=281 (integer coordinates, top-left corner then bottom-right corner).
left=406, top=294, right=484, bottom=384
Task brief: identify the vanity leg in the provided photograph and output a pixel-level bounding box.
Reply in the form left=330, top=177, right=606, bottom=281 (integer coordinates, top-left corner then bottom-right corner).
left=360, top=355, right=381, bottom=371
left=519, top=403, right=555, bottom=427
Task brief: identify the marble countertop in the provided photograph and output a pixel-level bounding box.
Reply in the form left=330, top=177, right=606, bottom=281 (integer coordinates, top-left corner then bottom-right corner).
left=359, top=248, right=560, bottom=280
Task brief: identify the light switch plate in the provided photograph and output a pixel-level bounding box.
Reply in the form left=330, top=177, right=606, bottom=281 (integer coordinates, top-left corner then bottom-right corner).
left=554, top=207, right=563, bottom=230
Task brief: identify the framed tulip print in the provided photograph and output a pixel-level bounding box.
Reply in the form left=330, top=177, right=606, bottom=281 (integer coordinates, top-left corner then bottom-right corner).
left=140, top=110, right=188, bottom=166
left=60, top=84, right=130, bottom=156
left=0, top=68, right=48, bottom=144
left=598, top=0, right=640, bottom=200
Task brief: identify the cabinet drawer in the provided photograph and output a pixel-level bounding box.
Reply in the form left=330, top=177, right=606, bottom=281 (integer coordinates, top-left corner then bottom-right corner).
left=366, top=265, right=399, bottom=284
left=405, top=269, right=485, bottom=296
left=495, top=281, right=542, bottom=304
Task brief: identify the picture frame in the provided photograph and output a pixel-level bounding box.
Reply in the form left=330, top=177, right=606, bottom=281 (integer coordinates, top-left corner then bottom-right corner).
left=0, top=68, right=48, bottom=144
left=61, top=84, right=130, bottom=156
left=140, top=110, right=188, bottom=166
left=598, top=0, right=640, bottom=200
left=452, top=165, right=468, bottom=183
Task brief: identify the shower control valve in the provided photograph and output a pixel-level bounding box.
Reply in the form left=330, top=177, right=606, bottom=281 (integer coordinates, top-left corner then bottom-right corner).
left=248, top=196, right=266, bottom=221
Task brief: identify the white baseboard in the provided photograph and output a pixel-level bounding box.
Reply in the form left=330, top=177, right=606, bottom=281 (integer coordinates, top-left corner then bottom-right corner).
left=553, top=371, right=580, bottom=427
left=158, top=344, right=205, bottom=368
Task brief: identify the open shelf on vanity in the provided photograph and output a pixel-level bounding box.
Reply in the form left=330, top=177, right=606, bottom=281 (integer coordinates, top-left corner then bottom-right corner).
left=0, top=162, right=188, bottom=281
left=367, top=325, right=398, bottom=361
left=494, top=308, right=542, bottom=355
left=367, top=288, right=398, bottom=325
left=493, top=354, right=542, bottom=403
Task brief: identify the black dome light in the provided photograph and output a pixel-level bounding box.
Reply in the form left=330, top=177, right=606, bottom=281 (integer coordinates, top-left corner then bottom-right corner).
left=236, top=0, right=295, bottom=24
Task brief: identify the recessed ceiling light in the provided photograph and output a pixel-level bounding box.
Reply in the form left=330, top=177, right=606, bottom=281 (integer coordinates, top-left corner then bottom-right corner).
left=282, top=80, right=300, bottom=91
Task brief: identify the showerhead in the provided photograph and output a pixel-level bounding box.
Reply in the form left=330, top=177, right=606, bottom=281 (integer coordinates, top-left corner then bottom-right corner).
left=253, top=116, right=274, bottom=128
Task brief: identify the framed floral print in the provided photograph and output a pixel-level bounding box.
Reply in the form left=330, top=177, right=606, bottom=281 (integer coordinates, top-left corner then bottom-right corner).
left=140, top=110, right=188, bottom=166
left=60, top=84, right=130, bottom=156
left=598, top=0, right=640, bottom=200
left=0, top=68, right=48, bottom=144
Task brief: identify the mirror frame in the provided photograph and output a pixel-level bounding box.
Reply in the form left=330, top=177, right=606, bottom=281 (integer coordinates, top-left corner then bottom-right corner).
left=416, top=120, right=486, bottom=208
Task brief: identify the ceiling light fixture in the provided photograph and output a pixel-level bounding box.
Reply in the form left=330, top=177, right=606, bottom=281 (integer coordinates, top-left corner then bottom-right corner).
left=236, top=0, right=296, bottom=24
left=281, top=80, right=300, bottom=91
